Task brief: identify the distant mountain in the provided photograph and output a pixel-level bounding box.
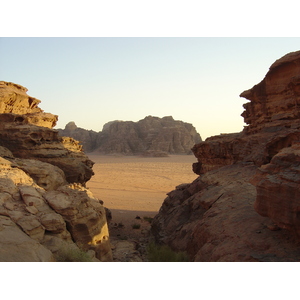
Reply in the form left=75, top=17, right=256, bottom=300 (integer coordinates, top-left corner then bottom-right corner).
left=58, top=116, right=202, bottom=155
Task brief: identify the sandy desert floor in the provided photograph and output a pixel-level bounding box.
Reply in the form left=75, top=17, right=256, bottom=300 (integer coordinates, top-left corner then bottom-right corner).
left=86, top=154, right=198, bottom=260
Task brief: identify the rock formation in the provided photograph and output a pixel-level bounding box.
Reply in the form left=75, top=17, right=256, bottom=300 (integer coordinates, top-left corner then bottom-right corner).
left=58, top=121, right=99, bottom=152
left=0, top=82, right=112, bottom=262
left=151, top=50, right=300, bottom=261
left=58, top=116, right=202, bottom=155
left=0, top=81, right=94, bottom=185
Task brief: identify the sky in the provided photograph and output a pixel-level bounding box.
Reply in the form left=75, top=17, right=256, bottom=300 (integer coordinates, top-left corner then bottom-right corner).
left=1, top=37, right=299, bottom=140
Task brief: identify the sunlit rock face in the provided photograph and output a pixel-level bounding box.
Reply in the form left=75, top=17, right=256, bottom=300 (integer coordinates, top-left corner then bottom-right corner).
left=152, top=51, right=300, bottom=261
left=0, top=82, right=94, bottom=185
left=0, top=83, right=112, bottom=262
left=0, top=81, right=58, bottom=128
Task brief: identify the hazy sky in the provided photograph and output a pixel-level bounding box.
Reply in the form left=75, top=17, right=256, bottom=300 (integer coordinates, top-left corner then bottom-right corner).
left=1, top=37, right=299, bottom=140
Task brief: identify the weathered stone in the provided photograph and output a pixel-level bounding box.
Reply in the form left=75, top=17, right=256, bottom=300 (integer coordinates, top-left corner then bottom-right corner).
left=252, top=143, right=300, bottom=236
left=44, top=185, right=112, bottom=261
left=0, top=81, right=58, bottom=128
left=192, top=50, right=300, bottom=175
left=39, top=212, right=66, bottom=233
left=241, top=51, right=300, bottom=134
left=0, top=216, right=53, bottom=262
left=152, top=164, right=300, bottom=261
left=0, top=82, right=94, bottom=185
left=19, top=185, right=47, bottom=208
left=152, top=51, right=300, bottom=261
left=0, top=82, right=112, bottom=261
left=15, top=214, right=45, bottom=241
left=12, top=158, right=67, bottom=190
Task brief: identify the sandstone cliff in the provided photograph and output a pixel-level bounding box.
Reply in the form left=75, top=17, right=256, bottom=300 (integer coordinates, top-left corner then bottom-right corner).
left=0, top=82, right=94, bottom=185
left=58, top=116, right=202, bottom=155
left=151, top=50, right=300, bottom=261
left=0, top=82, right=112, bottom=262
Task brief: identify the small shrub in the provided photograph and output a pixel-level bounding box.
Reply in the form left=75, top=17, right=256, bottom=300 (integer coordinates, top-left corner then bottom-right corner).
left=132, top=223, right=141, bottom=229
left=143, top=216, right=154, bottom=224
left=55, top=245, right=93, bottom=262
left=147, top=242, right=189, bottom=262
left=118, top=222, right=124, bottom=228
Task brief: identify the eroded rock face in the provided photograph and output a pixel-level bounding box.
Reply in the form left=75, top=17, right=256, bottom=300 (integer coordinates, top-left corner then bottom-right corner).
left=152, top=50, right=300, bottom=261
left=0, top=83, right=94, bottom=185
left=241, top=51, right=300, bottom=134
left=0, top=81, right=58, bottom=128
left=58, top=116, right=202, bottom=155
left=152, top=164, right=300, bottom=261
left=0, top=82, right=112, bottom=261
left=252, top=144, right=300, bottom=236
left=192, top=51, right=300, bottom=175
left=0, top=150, right=112, bottom=262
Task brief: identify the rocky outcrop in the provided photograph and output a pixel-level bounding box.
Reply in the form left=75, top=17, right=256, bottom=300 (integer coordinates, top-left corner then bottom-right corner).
left=0, top=81, right=58, bottom=128
left=0, top=82, right=94, bottom=185
left=192, top=51, right=300, bottom=175
left=0, top=83, right=112, bottom=262
left=58, top=121, right=99, bottom=152
left=151, top=50, right=300, bottom=261
left=58, top=116, right=202, bottom=155
left=152, top=163, right=300, bottom=261
left=241, top=51, right=300, bottom=135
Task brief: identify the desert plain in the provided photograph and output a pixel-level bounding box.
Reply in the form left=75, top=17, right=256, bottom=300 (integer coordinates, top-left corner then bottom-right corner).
left=86, top=154, right=198, bottom=239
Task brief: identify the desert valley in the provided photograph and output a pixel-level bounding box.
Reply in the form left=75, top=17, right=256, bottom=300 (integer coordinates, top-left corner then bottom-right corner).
left=1, top=50, right=300, bottom=262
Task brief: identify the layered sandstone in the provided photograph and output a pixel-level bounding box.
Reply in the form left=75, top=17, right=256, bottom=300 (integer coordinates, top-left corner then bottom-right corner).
left=58, top=116, right=202, bottom=155
left=152, top=163, right=300, bottom=261
left=0, top=81, right=58, bottom=128
left=0, top=83, right=112, bottom=262
left=0, top=82, right=94, bottom=185
left=151, top=50, right=300, bottom=261
left=192, top=51, right=300, bottom=175
left=252, top=144, right=300, bottom=236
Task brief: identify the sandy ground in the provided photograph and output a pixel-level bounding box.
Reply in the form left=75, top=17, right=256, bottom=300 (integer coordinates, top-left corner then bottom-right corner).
left=86, top=154, right=198, bottom=260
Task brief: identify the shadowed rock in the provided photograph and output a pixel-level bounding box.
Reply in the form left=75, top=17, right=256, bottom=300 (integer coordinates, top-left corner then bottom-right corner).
left=151, top=50, right=300, bottom=261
